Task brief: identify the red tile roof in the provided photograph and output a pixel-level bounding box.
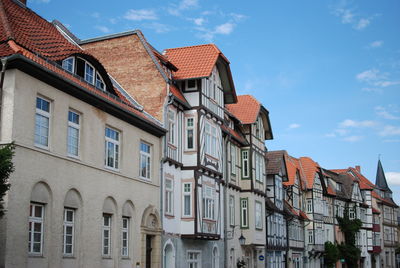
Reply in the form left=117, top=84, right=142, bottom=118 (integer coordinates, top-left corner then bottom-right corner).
left=221, top=124, right=248, bottom=145
left=0, top=0, right=162, bottom=129
left=372, top=207, right=380, bottom=214
left=327, top=184, right=336, bottom=196
left=300, top=211, right=310, bottom=221
left=299, top=157, right=320, bottom=189
left=164, top=44, right=229, bottom=80
left=169, top=84, right=189, bottom=107
left=226, top=95, right=261, bottom=124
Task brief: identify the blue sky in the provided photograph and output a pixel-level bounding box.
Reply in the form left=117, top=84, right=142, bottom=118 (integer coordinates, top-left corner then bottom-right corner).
left=30, top=0, right=400, bottom=203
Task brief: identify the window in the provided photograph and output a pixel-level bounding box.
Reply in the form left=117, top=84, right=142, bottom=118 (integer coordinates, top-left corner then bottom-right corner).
left=102, top=214, right=112, bottom=256
left=229, top=195, right=235, bottom=226
left=121, top=217, right=129, bottom=257
left=187, top=79, right=197, bottom=91
left=203, top=185, right=215, bottom=220
left=336, top=183, right=342, bottom=191
left=255, top=201, right=262, bottom=229
left=307, top=199, right=312, bottom=213
left=96, top=73, right=105, bottom=91
left=240, top=198, right=248, bottom=228
left=168, top=110, right=175, bottom=145
left=255, top=153, right=264, bottom=182
left=165, top=179, right=173, bottom=215
left=186, top=117, right=194, bottom=150
left=28, top=203, right=44, bottom=254
left=349, top=208, right=355, bottom=219
left=62, top=57, right=74, bottom=73
left=230, top=144, right=236, bottom=175
left=105, top=127, right=120, bottom=170
left=308, top=230, right=313, bottom=244
left=140, top=142, right=151, bottom=179
left=183, top=183, right=192, bottom=217
left=212, top=247, right=219, bottom=268
left=242, top=150, right=249, bottom=178
left=35, top=97, right=50, bottom=148
left=84, top=62, right=94, bottom=84
left=187, top=251, right=201, bottom=268
left=205, top=122, right=217, bottom=157
left=67, top=110, right=80, bottom=157
left=63, top=209, right=74, bottom=256
left=255, top=117, right=263, bottom=139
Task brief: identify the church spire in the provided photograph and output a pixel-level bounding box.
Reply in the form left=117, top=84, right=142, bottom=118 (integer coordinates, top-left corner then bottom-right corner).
left=375, top=159, right=392, bottom=193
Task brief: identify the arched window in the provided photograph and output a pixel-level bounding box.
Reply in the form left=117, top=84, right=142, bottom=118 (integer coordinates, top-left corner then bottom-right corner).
left=163, top=240, right=175, bottom=268
left=212, top=245, right=219, bottom=268
left=102, top=197, right=117, bottom=257
left=29, top=182, right=52, bottom=255
left=63, top=189, right=82, bottom=257
left=121, top=201, right=134, bottom=258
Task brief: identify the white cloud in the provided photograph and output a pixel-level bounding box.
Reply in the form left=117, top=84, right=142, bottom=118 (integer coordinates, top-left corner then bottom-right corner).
left=144, top=22, right=172, bottom=33
left=356, top=69, right=384, bottom=83
left=369, top=40, right=384, bottom=48
left=343, top=135, right=363, bottom=142
left=168, top=0, right=198, bottom=16
left=385, top=172, right=400, bottom=186
left=375, top=106, right=400, bottom=120
left=288, top=123, right=301, bottom=129
left=91, top=12, right=100, bottom=19
left=334, top=8, right=355, bottom=24
left=379, top=125, right=400, bottom=136
left=354, top=18, right=370, bottom=30
left=230, top=13, right=247, bottom=22
left=356, top=69, right=400, bottom=90
left=193, top=18, right=205, bottom=26
left=339, top=119, right=376, bottom=128
left=362, top=87, right=383, bottom=93
left=214, top=22, right=235, bottom=35
left=95, top=25, right=111, bottom=33
left=124, top=9, right=158, bottom=21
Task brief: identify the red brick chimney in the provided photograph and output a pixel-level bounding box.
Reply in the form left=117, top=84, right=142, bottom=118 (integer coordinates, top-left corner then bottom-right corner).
left=355, top=165, right=361, bottom=172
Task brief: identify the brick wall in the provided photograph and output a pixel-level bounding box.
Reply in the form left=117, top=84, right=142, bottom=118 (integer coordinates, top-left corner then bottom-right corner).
left=82, top=34, right=167, bottom=121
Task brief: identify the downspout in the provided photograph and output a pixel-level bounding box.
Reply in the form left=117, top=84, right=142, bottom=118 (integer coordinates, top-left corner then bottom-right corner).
left=223, top=134, right=229, bottom=268
left=0, top=58, right=8, bottom=141
left=160, top=89, right=174, bottom=268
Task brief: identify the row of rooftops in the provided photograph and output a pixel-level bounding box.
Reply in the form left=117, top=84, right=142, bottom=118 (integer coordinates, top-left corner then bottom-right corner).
left=266, top=150, right=398, bottom=209
left=0, top=0, right=269, bottom=135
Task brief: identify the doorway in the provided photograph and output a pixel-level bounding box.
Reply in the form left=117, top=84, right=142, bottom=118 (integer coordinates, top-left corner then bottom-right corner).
left=146, top=235, right=154, bottom=268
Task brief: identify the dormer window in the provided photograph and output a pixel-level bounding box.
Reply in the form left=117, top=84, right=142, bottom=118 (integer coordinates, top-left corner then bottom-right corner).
left=84, top=62, right=94, bottom=84
left=186, top=79, right=197, bottom=91
left=336, top=183, right=342, bottom=191
left=96, top=73, right=105, bottom=91
left=62, top=57, right=74, bottom=73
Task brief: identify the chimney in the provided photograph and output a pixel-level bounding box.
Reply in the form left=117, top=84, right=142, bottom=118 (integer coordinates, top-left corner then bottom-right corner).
left=355, top=165, right=361, bottom=172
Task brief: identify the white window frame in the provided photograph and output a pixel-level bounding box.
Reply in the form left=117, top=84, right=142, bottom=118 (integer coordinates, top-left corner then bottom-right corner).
left=186, top=79, right=197, bottom=91
left=168, top=110, right=176, bottom=145
left=203, top=185, right=215, bottom=220
left=105, top=127, right=120, bottom=170
left=187, top=250, right=202, bottom=268
left=229, top=195, right=235, bottom=226
left=102, top=214, right=112, bottom=257
left=240, top=198, right=248, bottom=228
left=96, top=72, right=105, bottom=91
left=183, top=182, right=192, bottom=217
left=255, top=153, right=264, bottom=183
left=242, top=150, right=249, bottom=178
left=67, top=110, right=80, bottom=158
left=140, top=141, right=152, bottom=180
left=308, top=230, right=313, bottom=244
left=63, top=208, right=75, bottom=256
left=165, top=178, right=174, bottom=216
left=121, top=217, right=129, bottom=257
left=255, top=201, right=262, bottom=229
left=185, top=117, right=195, bottom=150
left=28, top=203, right=44, bottom=255
left=230, top=144, right=236, bottom=175
left=84, top=61, right=95, bottom=85
left=307, top=199, right=312, bottom=213
left=35, top=96, right=51, bottom=149
left=205, top=122, right=217, bottom=158
left=62, top=57, right=75, bottom=73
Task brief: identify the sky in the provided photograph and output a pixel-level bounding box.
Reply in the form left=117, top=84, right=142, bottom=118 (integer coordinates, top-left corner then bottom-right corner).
left=29, top=0, right=400, bottom=203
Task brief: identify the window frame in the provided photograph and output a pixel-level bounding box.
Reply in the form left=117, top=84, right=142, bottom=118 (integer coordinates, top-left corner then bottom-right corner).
left=241, top=150, right=249, bottom=178
left=67, top=110, right=81, bottom=158
left=187, top=250, right=202, bottom=268
left=165, top=178, right=174, bottom=216
left=182, top=182, right=193, bottom=218
left=63, top=208, right=75, bottom=256
left=28, top=203, right=44, bottom=255
left=203, top=185, right=215, bottom=220
left=205, top=121, right=218, bottom=158
left=167, top=109, right=176, bottom=145
left=255, top=201, right=263, bottom=230
left=34, top=96, right=51, bottom=149
left=121, top=217, right=129, bottom=257
left=102, top=214, right=112, bottom=257
left=240, top=198, right=249, bottom=229
left=104, top=127, right=120, bottom=171
left=84, top=61, right=95, bottom=85
left=185, top=117, right=195, bottom=150
left=186, top=79, right=197, bottom=91
left=230, top=144, right=236, bottom=175
left=62, top=57, right=75, bottom=73
left=139, top=141, right=152, bottom=180
left=306, top=199, right=312, bottom=213
left=229, top=195, right=235, bottom=226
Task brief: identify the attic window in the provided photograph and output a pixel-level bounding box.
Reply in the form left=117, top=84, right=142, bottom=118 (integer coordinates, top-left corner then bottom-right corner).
left=336, top=183, right=342, bottom=191
left=186, top=79, right=197, bottom=91
left=96, top=73, right=105, bottom=91
left=84, top=62, right=95, bottom=84
left=62, top=57, right=74, bottom=73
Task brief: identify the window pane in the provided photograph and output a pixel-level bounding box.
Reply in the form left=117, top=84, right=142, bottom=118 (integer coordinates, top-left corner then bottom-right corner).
left=184, top=195, right=191, bottom=215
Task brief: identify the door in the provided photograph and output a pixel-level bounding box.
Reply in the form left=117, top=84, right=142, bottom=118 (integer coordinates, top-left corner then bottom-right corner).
left=146, top=235, right=153, bottom=268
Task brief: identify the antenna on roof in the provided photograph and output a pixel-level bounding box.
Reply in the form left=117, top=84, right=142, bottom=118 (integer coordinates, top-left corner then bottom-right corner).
left=378, top=154, right=381, bottom=160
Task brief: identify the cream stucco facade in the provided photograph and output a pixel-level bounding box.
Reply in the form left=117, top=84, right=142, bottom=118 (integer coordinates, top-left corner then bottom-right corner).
left=0, top=69, right=163, bottom=268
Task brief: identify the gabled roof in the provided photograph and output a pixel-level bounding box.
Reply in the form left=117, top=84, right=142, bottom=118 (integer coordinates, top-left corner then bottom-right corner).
left=164, top=44, right=228, bottom=80
left=284, top=154, right=307, bottom=189
left=299, top=157, right=320, bottom=189
left=266, top=151, right=288, bottom=181
left=375, top=160, right=391, bottom=193
left=0, top=0, right=165, bottom=135
left=221, top=124, right=248, bottom=145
